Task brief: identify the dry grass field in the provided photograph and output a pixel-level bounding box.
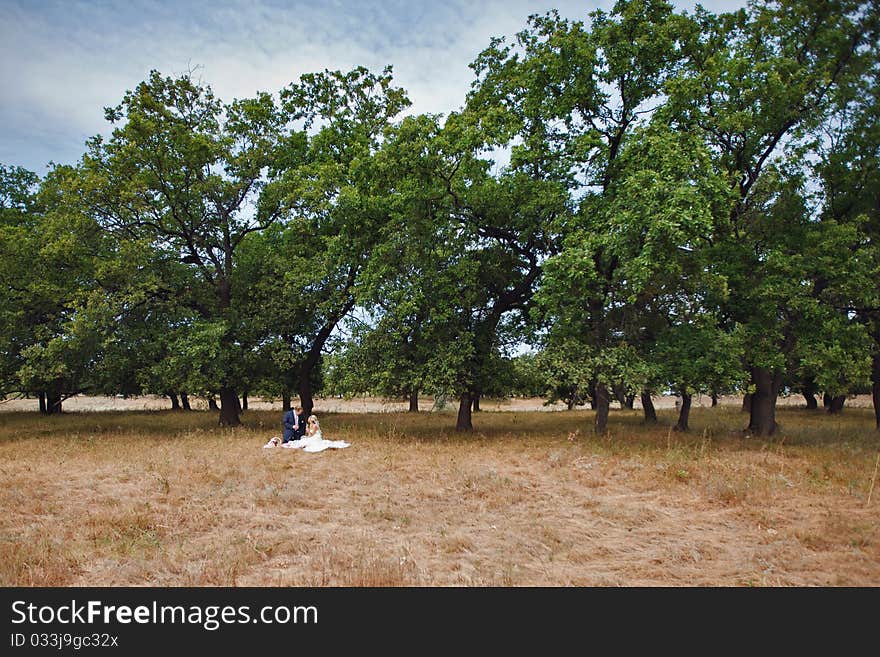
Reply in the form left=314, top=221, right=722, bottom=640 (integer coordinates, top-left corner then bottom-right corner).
left=1, top=397, right=878, bottom=587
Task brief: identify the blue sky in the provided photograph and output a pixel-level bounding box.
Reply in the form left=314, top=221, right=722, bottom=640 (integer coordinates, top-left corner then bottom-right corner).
left=0, top=0, right=749, bottom=174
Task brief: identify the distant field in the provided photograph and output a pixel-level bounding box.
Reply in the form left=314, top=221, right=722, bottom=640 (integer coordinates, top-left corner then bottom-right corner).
left=2, top=393, right=875, bottom=414
left=1, top=405, right=878, bottom=586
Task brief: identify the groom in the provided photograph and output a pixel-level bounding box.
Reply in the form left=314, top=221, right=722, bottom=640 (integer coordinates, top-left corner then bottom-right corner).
left=282, top=405, right=306, bottom=443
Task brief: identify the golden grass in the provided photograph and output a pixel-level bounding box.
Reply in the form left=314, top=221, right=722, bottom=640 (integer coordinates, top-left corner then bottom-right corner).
left=0, top=403, right=878, bottom=586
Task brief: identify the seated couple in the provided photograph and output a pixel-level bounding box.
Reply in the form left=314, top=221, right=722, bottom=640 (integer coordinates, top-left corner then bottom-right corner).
left=263, top=406, right=350, bottom=453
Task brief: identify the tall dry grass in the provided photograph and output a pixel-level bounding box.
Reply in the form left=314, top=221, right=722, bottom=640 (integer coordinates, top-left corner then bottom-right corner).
left=0, top=404, right=877, bottom=586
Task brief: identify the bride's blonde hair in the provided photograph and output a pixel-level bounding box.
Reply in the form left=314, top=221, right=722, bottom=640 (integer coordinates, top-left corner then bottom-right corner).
left=307, top=415, right=320, bottom=431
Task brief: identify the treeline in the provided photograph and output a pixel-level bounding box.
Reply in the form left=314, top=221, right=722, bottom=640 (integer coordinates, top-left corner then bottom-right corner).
left=1, top=0, right=878, bottom=434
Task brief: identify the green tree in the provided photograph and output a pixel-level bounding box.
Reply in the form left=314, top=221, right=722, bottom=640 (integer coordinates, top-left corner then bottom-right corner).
left=501, top=0, right=690, bottom=434
left=599, top=123, right=744, bottom=431
left=665, top=0, right=878, bottom=435
left=74, top=70, right=291, bottom=425
left=258, top=66, right=411, bottom=416
left=333, top=114, right=466, bottom=411
left=327, top=112, right=548, bottom=430
left=0, top=164, right=42, bottom=403
left=0, top=164, right=114, bottom=412
left=811, top=58, right=880, bottom=428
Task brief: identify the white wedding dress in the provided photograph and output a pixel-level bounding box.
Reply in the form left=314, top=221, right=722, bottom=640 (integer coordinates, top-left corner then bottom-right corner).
left=282, top=429, right=350, bottom=453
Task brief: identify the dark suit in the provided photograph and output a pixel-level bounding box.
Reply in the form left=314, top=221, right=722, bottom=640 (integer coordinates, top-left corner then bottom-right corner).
left=282, top=409, right=305, bottom=442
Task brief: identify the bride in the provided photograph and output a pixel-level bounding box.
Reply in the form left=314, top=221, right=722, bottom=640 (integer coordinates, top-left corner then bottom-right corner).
left=282, top=415, right=350, bottom=452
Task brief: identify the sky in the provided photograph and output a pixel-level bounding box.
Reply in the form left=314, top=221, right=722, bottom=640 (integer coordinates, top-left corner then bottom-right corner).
left=0, top=0, right=750, bottom=174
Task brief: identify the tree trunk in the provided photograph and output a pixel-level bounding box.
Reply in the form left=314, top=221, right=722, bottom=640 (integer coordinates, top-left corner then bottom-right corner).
left=674, top=390, right=692, bottom=432
left=218, top=387, right=241, bottom=426
left=241, top=390, right=248, bottom=411
left=641, top=391, right=657, bottom=424
left=741, top=393, right=752, bottom=413
left=872, top=352, right=880, bottom=430
left=611, top=382, right=627, bottom=407
left=747, top=367, right=781, bottom=436
left=208, top=396, right=219, bottom=411
left=169, top=393, right=180, bottom=410
left=456, top=392, right=473, bottom=432
left=298, top=373, right=314, bottom=417
left=181, top=393, right=191, bottom=410
left=711, top=392, right=718, bottom=407
left=472, top=394, right=481, bottom=413
left=826, top=395, right=845, bottom=414
left=295, top=297, right=357, bottom=419
left=43, top=392, right=62, bottom=415
left=823, top=392, right=832, bottom=409
left=594, top=383, right=610, bottom=435
left=281, top=391, right=291, bottom=412
left=802, top=378, right=819, bottom=410
left=408, top=389, right=419, bottom=413
left=589, top=380, right=598, bottom=410
left=38, top=392, right=46, bottom=414
left=624, top=393, right=635, bottom=410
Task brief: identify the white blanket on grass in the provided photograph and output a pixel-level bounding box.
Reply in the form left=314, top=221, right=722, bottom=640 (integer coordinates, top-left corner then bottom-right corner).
left=282, top=432, right=350, bottom=453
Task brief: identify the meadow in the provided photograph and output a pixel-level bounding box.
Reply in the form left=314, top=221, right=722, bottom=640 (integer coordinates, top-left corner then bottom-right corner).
left=1, top=399, right=878, bottom=586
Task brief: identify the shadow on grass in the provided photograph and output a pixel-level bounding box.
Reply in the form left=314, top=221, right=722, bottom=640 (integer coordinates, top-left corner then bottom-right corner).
left=0, top=405, right=876, bottom=454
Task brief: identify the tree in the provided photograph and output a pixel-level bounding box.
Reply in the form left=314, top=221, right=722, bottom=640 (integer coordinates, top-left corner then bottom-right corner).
left=257, top=66, right=411, bottom=416
left=0, top=164, right=112, bottom=413
left=328, top=109, right=552, bottom=431
left=665, top=0, right=878, bottom=435
left=74, top=70, right=291, bottom=426
left=508, top=352, right=546, bottom=400
left=0, top=164, right=42, bottom=403
left=599, top=124, right=745, bottom=432
left=326, top=114, right=469, bottom=411
left=811, top=56, right=880, bottom=428
left=503, top=0, right=690, bottom=434
left=431, top=5, right=608, bottom=430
